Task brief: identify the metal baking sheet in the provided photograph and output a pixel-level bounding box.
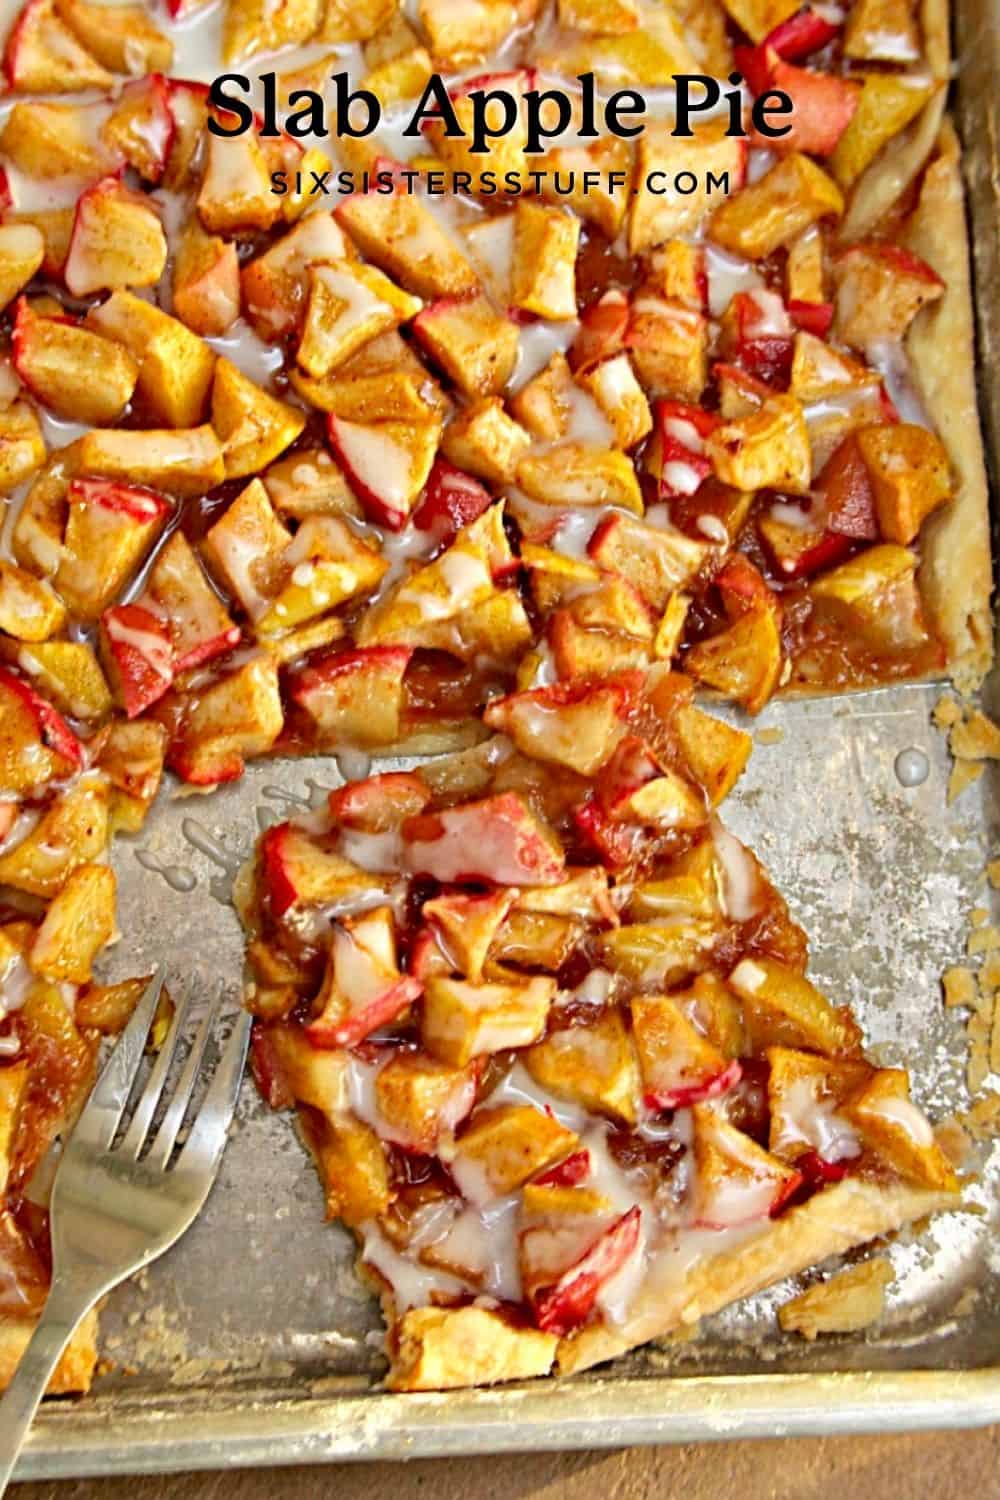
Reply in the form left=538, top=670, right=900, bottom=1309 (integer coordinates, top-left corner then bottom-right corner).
left=11, top=0, right=1000, bottom=1478
left=14, top=679, right=1000, bottom=1480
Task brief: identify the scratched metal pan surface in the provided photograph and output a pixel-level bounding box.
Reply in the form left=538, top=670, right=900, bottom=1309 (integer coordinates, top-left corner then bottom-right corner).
left=15, top=23, right=1000, bottom=1489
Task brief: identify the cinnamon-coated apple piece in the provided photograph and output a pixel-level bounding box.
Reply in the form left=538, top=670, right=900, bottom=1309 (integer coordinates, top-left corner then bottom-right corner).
left=99, top=604, right=174, bottom=719
left=172, top=222, right=240, bottom=338
left=483, top=678, right=636, bottom=778
left=100, top=74, right=174, bottom=183
left=12, top=299, right=138, bottom=426
left=55, top=477, right=171, bottom=621
left=77, top=426, right=224, bottom=498
left=3, top=0, right=112, bottom=92
left=28, top=863, right=116, bottom=984
left=167, top=655, right=283, bottom=786
left=421, top=974, right=555, bottom=1066
left=306, top=907, right=422, bottom=1048
left=87, top=291, right=216, bottom=429
left=211, top=359, right=306, bottom=480
left=326, top=412, right=441, bottom=530
left=0, top=224, right=44, bottom=311
left=691, top=1103, right=802, bottom=1228
left=402, top=792, right=566, bottom=886
left=449, top=1105, right=579, bottom=1201
left=631, top=993, right=741, bottom=1109
left=144, top=531, right=241, bottom=674
left=56, top=0, right=172, bottom=69
left=64, top=178, right=167, bottom=298
left=336, top=183, right=478, bottom=298
left=842, top=1068, right=958, bottom=1190
left=97, top=718, right=167, bottom=833
left=0, top=663, right=83, bottom=792
left=260, top=820, right=389, bottom=918
left=373, top=1050, right=479, bottom=1153
left=0, top=559, right=65, bottom=643
left=422, top=889, right=515, bottom=982
left=729, top=957, right=863, bottom=1056
left=523, top=1008, right=640, bottom=1125
left=0, top=774, right=109, bottom=897
left=290, top=645, right=413, bottom=747
left=588, top=512, right=709, bottom=611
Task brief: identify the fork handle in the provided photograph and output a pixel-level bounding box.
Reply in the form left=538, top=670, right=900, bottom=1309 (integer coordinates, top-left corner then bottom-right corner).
left=0, top=1278, right=94, bottom=1494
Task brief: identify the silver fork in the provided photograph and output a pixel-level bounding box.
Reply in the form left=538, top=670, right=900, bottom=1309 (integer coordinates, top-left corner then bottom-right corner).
left=0, top=970, right=251, bottom=1492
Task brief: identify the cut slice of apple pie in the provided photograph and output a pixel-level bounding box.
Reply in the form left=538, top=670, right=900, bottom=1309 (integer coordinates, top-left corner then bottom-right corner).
left=241, top=669, right=961, bottom=1389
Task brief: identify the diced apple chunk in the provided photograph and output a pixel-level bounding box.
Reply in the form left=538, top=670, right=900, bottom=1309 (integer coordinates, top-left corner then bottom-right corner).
left=832, top=242, right=944, bottom=348
left=440, top=398, right=531, bottom=486
left=373, top=1050, right=478, bottom=1152
left=729, top=957, right=862, bottom=1056
left=692, top=1103, right=801, bottom=1227
left=0, top=774, right=108, bottom=897
left=336, top=186, right=478, bottom=298
left=706, top=394, right=810, bottom=494
left=0, top=559, right=65, bottom=641
left=2, top=639, right=110, bottom=721
left=306, top=908, right=421, bottom=1047
left=403, top=792, right=566, bottom=886
left=212, top=358, right=306, bottom=480
left=684, top=605, right=783, bottom=715
left=261, top=820, right=388, bottom=917
left=173, top=223, right=240, bottom=338
left=856, top=424, right=951, bottom=544
left=13, top=299, right=138, bottom=426
left=146, top=531, right=240, bottom=673
left=0, top=399, right=45, bottom=495
left=524, top=1009, right=640, bottom=1125
left=450, top=1104, right=578, bottom=1200
left=412, top=293, right=519, bottom=399
left=629, top=121, right=744, bottom=254
left=28, top=863, right=116, bottom=983
left=631, top=993, right=739, bottom=1109
left=99, top=603, right=174, bottom=718
left=201, top=477, right=292, bottom=621
left=0, top=223, right=44, bottom=310
left=87, top=291, right=216, bottom=429
left=510, top=200, right=580, bottom=321
left=326, top=413, right=441, bottom=530
left=809, top=544, right=930, bottom=653
left=169, top=654, right=283, bottom=785
left=3, top=0, right=112, bottom=92
left=842, top=1068, right=958, bottom=1191
left=588, top=512, right=709, bottom=610
left=297, top=262, right=422, bottom=379
left=829, top=74, right=937, bottom=189
left=422, top=975, right=555, bottom=1065
left=709, top=154, right=844, bottom=259
left=290, top=644, right=412, bottom=747
left=197, top=127, right=282, bottom=235
left=100, top=74, right=173, bottom=182
left=76, top=426, right=224, bottom=497
left=56, top=477, right=172, bottom=620
left=483, top=678, right=634, bottom=777
left=64, top=178, right=167, bottom=297
left=98, top=718, right=167, bottom=832
left=56, top=0, right=172, bottom=69
left=242, top=213, right=350, bottom=340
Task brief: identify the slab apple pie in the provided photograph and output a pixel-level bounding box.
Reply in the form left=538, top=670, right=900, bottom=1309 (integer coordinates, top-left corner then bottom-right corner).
left=0, top=0, right=991, bottom=1396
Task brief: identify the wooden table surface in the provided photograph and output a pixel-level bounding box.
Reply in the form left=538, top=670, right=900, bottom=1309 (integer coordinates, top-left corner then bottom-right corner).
left=12, top=1426, right=1000, bottom=1500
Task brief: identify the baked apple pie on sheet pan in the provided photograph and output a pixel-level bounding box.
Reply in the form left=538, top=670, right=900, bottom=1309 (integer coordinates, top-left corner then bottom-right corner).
left=0, top=0, right=992, bottom=1399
